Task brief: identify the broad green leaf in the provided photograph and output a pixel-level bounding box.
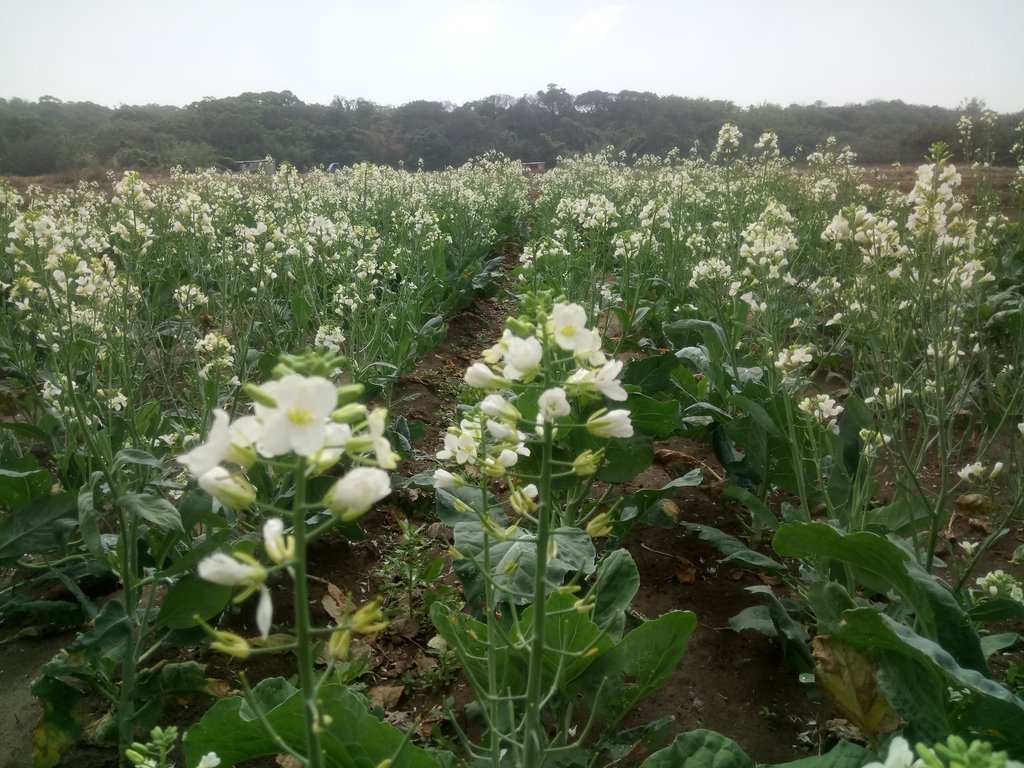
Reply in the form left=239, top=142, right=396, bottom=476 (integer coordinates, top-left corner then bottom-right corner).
left=599, top=433, right=654, bottom=483
left=765, top=740, right=872, bottom=768
left=747, top=586, right=814, bottom=674
left=722, top=484, right=778, bottom=535
left=452, top=522, right=595, bottom=607
left=834, top=608, right=1024, bottom=751
left=436, top=485, right=505, bottom=526
left=773, top=522, right=987, bottom=673
left=574, top=610, right=696, bottom=727
left=117, top=492, right=185, bottom=534
left=67, top=599, right=130, bottom=663
left=0, top=492, right=76, bottom=560
left=77, top=484, right=104, bottom=563
left=183, top=683, right=447, bottom=768
left=156, top=573, right=234, bottom=629
left=519, top=592, right=613, bottom=686
left=621, top=353, right=682, bottom=393
left=112, top=448, right=164, bottom=472
left=622, top=393, right=682, bottom=438
left=728, top=605, right=776, bottom=637
left=603, top=716, right=674, bottom=766
left=637, top=729, right=752, bottom=768
left=0, top=464, right=51, bottom=509
left=591, top=549, right=641, bottom=640
left=727, top=394, right=784, bottom=439
left=430, top=602, right=525, bottom=696
left=681, top=522, right=785, bottom=572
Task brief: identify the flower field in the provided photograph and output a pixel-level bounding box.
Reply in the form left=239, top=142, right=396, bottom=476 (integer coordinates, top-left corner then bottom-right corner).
left=1, top=122, right=1023, bottom=768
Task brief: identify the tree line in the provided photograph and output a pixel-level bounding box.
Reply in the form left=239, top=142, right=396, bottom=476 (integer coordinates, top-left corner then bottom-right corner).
left=1, top=86, right=1020, bottom=176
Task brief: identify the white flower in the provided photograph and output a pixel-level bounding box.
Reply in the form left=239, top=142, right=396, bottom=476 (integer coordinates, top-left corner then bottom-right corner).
left=366, top=408, right=399, bottom=469
left=510, top=483, right=538, bottom=514
left=432, top=469, right=462, bottom=488
left=254, top=374, right=338, bottom=457
left=586, top=408, right=634, bottom=438
left=325, top=467, right=392, bottom=521
left=464, top=362, right=508, bottom=390
left=254, top=586, right=273, bottom=638
left=479, top=394, right=521, bottom=423
left=196, top=752, right=221, bottom=768
left=592, top=360, right=627, bottom=401
left=502, top=335, right=543, bottom=381
left=263, top=517, right=294, bottom=565
left=198, top=467, right=257, bottom=509
left=177, top=409, right=231, bottom=477
left=861, top=737, right=915, bottom=768
left=197, top=552, right=266, bottom=588
left=957, top=462, right=985, bottom=482
left=538, top=387, right=571, bottom=422
left=551, top=303, right=590, bottom=351
left=798, top=394, right=844, bottom=430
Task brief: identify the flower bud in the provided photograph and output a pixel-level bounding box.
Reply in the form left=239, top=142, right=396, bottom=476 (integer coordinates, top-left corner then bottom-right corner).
left=243, top=382, right=278, bottom=408
left=335, top=383, right=365, bottom=406
left=351, top=601, right=388, bottom=634
left=199, top=467, right=257, bottom=510
left=325, top=467, right=392, bottom=521
left=464, top=362, right=509, bottom=390
left=331, top=402, right=368, bottom=425
left=586, top=512, right=613, bottom=538
left=573, top=449, right=603, bottom=476
left=263, top=518, right=294, bottom=564
left=586, top=408, right=633, bottom=438
left=210, top=630, right=251, bottom=658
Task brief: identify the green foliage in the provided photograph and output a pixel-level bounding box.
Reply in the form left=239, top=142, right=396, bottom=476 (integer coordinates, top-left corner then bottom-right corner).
left=183, top=680, right=450, bottom=768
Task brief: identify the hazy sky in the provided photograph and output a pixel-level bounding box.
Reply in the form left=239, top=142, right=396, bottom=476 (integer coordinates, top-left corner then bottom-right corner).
left=2, top=0, right=1022, bottom=112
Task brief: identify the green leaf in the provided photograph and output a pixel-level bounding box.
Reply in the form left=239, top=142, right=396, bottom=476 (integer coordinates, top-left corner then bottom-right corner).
left=591, top=549, right=641, bottom=640
left=183, top=683, right=447, bottom=768
left=575, top=610, right=696, bottom=727
left=599, top=433, right=654, bottom=483
left=156, top=573, right=234, bottom=629
left=520, top=592, right=614, bottom=686
left=680, top=522, right=785, bottom=572
left=834, top=608, right=1024, bottom=751
left=435, top=485, right=505, bottom=526
left=30, top=675, right=88, bottom=768
left=728, top=605, right=776, bottom=637
left=621, top=353, right=682, bottom=393
left=0, top=464, right=51, bottom=509
left=112, top=448, right=164, bottom=472
left=622, top=394, right=682, bottom=439
left=765, top=740, right=872, bottom=768
left=637, top=729, right=753, bottom=768
left=117, top=492, right=185, bottom=534
left=0, top=492, right=77, bottom=560
left=772, top=522, right=987, bottom=673
left=452, top=522, right=596, bottom=607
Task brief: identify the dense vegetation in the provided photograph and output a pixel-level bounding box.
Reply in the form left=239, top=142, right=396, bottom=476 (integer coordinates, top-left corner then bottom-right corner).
left=1, top=86, right=1020, bottom=175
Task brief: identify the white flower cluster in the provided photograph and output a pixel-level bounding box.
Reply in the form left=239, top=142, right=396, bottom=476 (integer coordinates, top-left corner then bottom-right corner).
left=714, top=122, right=742, bottom=158
left=194, top=331, right=236, bottom=382
left=774, top=345, right=814, bottom=377
left=437, top=301, right=633, bottom=486
left=739, top=200, right=798, bottom=282
left=798, top=393, right=844, bottom=431
left=557, top=194, right=619, bottom=230
left=177, top=374, right=398, bottom=516
left=974, top=570, right=1024, bottom=604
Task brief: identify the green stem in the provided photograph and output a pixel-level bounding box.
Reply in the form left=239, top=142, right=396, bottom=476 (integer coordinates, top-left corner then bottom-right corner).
left=290, top=458, right=324, bottom=768
left=522, top=421, right=554, bottom=768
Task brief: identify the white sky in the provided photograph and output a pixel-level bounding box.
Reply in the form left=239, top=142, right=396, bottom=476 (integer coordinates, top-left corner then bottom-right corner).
left=1, top=0, right=1022, bottom=113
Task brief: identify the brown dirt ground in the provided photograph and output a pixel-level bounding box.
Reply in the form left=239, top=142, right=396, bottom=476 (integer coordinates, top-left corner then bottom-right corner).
left=1, top=293, right=1021, bottom=767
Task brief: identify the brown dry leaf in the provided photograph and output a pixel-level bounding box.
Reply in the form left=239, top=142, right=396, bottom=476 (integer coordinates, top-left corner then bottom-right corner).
left=675, top=556, right=697, bottom=584
left=655, top=448, right=700, bottom=466
left=812, top=637, right=900, bottom=742
left=250, top=633, right=295, bottom=651
left=413, top=651, right=439, bottom=676
left=368, top=684, right=405, bottom=709
left=276, top=756, right=303, bottom=768
left=957, top=493, right=995, bottom=515
left=757, top=573, right=783, bottom=586
left=968, top=517, right=994, bottom=534
left=322, top=582, right=354, bottom=624
left=204, top=678, right=237, bottom=698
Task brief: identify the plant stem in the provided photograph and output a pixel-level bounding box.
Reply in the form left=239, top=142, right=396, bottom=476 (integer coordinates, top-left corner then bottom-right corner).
left=522, top=421, right=554, bottom=768
left=290, top=458, right=324, bottom=768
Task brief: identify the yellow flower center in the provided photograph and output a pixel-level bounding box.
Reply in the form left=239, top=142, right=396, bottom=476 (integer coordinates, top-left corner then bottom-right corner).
left=287, top=407, right=315, bottom=426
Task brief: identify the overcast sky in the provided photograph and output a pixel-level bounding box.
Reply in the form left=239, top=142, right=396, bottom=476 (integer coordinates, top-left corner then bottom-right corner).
left=2, top=0, right=1022, bottom=113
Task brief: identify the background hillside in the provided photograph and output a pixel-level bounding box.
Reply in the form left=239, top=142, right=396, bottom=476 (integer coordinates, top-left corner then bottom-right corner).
left=1, top=86, right=1020, bottom=175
